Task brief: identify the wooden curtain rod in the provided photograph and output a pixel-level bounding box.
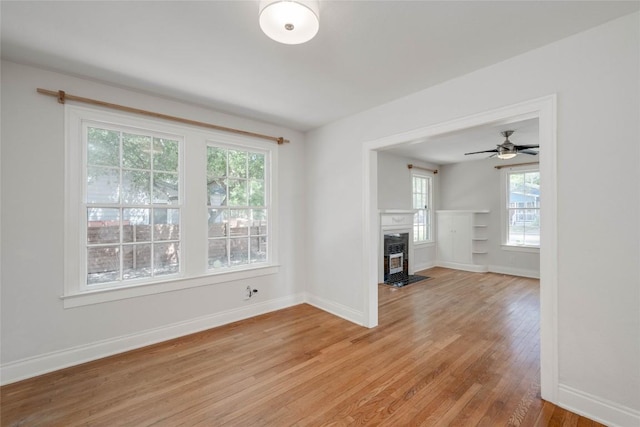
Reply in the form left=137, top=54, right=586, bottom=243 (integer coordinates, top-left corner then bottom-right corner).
left=36, top=88, right=290, bottom=145
left=407, top=164, right=438, bottom=174
left=494, top=161, right=539, bottom=170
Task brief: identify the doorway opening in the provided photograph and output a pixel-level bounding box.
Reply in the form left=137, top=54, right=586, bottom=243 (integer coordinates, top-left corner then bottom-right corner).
left=362, top=95, right=558, bottom=402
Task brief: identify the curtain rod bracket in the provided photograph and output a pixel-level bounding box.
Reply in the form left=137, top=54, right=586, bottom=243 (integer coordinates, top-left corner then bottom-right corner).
left=57, top=90, right=66, bottom=104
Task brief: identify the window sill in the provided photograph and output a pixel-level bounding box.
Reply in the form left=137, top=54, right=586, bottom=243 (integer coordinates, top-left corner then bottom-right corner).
left=62, top=265, right=280, bottom=308
left=414, top=241, right=435, bottom=247
left=501, top=244, right=540, bottom=253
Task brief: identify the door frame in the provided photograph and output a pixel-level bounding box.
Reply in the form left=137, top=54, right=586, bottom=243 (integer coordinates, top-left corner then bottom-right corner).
left=361, top=95, right=558, bottom=403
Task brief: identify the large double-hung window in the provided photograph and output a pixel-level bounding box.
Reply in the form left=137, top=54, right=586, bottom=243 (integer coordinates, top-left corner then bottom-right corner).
left=85, top=125, right=181, bottom=286
left=65, top=106, right=277, bottom=307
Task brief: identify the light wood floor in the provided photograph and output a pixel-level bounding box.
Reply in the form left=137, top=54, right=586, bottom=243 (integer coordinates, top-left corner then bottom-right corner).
left=2, top=268, right=603, bottom=426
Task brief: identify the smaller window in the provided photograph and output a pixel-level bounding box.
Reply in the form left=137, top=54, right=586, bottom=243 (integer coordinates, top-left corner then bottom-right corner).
left=207, top=144, right=270, bottom=270
left=505, top=169, right=540, bottom=247
left=412, top=174, right=433, bottom=243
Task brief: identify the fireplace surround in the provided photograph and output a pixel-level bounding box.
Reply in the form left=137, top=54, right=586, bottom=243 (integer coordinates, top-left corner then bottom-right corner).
left=384, top=232, right=409, bottom=284
left=379, top=210, right=416, bottom=285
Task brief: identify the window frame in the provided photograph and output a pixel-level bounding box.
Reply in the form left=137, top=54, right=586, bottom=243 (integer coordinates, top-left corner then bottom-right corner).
left=411, top=172, right=433, bottom=244
left=82, top=121, right=184, bottom=291
left=500, top=166, right=540, bottom=251
left=64, top=105, right=279, bottom=308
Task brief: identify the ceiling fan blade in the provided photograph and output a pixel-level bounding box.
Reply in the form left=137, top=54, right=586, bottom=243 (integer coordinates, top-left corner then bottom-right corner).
left=519, top=149, right=539, bottom=155
left=465, top=149, right=499, bottom=155
left=514, top=144, right=539, bottom=150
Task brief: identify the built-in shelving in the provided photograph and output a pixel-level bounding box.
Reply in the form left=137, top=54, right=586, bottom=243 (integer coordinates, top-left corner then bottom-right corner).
left=472, top=211, right=489, bottom=258
left=436, top=210, right=489, bottom=273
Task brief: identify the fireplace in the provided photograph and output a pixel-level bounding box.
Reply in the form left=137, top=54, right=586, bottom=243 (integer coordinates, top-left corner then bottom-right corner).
left=384, top=233, right=409, bottom=285
left=389, top=252, right=403, bottom=274
left=380, top=210, right=416, bottom=285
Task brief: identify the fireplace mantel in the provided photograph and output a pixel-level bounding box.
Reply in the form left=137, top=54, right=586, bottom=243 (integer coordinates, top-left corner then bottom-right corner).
left=379, top=210, right=417, bottom=232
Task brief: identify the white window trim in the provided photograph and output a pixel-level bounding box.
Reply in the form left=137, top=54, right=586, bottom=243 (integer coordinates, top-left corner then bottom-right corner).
left=500, top=165, right=540, bottom=252
left=64, top=105, right=279, bottom=308
left=412, top=172, right=434, bottom=244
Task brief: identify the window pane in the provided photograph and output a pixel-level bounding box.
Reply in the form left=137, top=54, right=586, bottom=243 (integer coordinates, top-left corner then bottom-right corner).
left=508, top=209, right=524, bottom=244
left=122, top=170, right=151, bottom=204
left=228, top=179, right=247, bottom=206
left=250, top=236, right=267, bottom=263
left=229, top=210, right=250, bottom=236
left=523, top=209, right=540, bottom=246
left=208, top=209, right=228, bottom=237
left=208, top=179, right=227, bottom=207
left=208, top=239, right=228, bottom=269
left=153, top=172, right=179, bottom=204
left=153, top=138, right=179, bottom=172
left=87, top=208, right=120, bottom=244
left=87, top=167, right=119, bottom=203
left=87, top=246, right=120, bottom=284
left=153, top=208, right=180, bottom=241
left=122, top=133, right=151, bottom=169
left=248, top=153, right=265, bottom=180
left=122, top=244, right=151, bottom=280
left=87, top=127, right=119, bottom=167
left=250, top=210, right=267, bottom=236
left=230, top=238, right=249, bottom=265
left=207, top=147, right=227, bottom=178
left=509, top=173, right=525, bottom=205
left=249, top=180, right=265, bottom=206
left=153, top=242, right=179, bottom=276
left=123, top=208, right=150, bottom=243
left=228, top=150, right=247, bottom=178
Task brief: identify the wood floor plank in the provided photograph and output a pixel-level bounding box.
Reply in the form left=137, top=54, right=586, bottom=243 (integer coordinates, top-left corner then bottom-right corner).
left=1, top=268, right=604, bottom=426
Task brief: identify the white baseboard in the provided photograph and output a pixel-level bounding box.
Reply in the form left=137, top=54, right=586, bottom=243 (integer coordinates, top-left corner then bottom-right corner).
left=558, top=384, right=640, bottom=427
left=488, top=265, right=540, bottom=279
left=436, top=261, right=489, bottom=273
left=304, top=292, right=364, bottom=326
left=433, top=262, right=539, bottom=279
left=1, top=293, right=305, bottom=386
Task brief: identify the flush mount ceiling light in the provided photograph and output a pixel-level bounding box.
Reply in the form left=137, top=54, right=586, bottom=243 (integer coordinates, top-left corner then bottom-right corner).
left=259, top=0, right=319, bottom=45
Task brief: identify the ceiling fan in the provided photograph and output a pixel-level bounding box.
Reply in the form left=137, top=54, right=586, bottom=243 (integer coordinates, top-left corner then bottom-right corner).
left=464, top=130, right=539, bottom=160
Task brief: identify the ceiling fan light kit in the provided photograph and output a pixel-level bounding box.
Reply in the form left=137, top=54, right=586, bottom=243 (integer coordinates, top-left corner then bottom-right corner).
left=497, top=150, right=517, bottom=160
left=259, top=0, right=320, bottom=45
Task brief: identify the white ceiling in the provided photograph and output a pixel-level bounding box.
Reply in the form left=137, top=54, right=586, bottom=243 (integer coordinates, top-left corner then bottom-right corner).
left=1, top=1, right=638, bottom=132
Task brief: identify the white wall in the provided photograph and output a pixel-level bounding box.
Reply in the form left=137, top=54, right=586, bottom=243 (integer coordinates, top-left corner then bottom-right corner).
left=0, top=61, right=307, bottom=383
left=377, top=152, right=439, bottom=271
left=305, top=12, right=639, bottom=425
left=439, top=159, right=540, bottom=277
